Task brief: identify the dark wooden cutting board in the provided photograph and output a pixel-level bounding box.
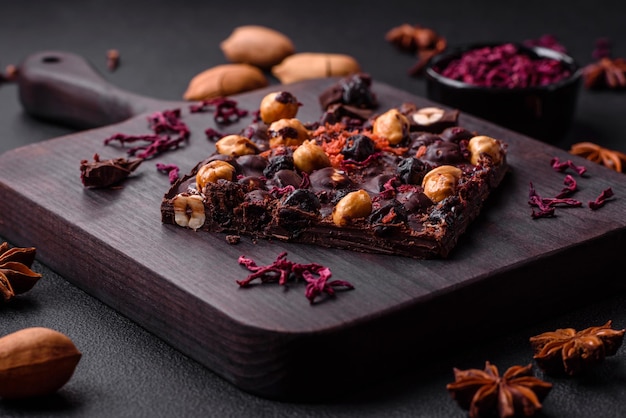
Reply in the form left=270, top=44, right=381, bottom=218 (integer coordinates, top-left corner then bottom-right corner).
left=1, top=51, right=625, bottom=401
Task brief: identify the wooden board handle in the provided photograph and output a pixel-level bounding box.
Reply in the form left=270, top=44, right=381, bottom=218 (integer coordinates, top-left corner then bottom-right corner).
left=17, top=51, right=171, bottom=129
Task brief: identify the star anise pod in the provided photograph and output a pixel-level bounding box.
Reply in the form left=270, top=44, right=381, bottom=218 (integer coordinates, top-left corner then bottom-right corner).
left=0, top=242, right=43, bottom=303
left=569, top=141, right=626, bottom=172
left=582, top=57, right=626, bottom=89
left=385, top=23, right=447, bottom=76
left=447, top=361, right=552, bottom=418
left=529, top=320, right=625, bottom=376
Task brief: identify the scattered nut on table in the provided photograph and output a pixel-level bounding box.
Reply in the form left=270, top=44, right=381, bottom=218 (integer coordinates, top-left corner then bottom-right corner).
left=220, top=25, right=295, bottom=69
left=183, top=63, right=268, bottom=100
left=271, top=52, right=361, bottom=84
left=0, top=327, right=82, bottom=399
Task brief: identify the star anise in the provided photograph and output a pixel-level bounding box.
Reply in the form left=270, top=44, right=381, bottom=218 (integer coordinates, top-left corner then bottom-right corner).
left=0, top=242, right=43, bottom=303
left=582, top=57, right=626, bottom=89
left=385, top=23, right=447, bottom=76
left=447, top=361, right=552, bottom=418
left=529, top=320, right=625, bottom=376
left=569, top=141, right=626, bottom=173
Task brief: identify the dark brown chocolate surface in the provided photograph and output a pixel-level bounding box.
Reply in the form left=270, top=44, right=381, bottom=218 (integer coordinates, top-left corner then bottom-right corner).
left=160, top=97, right=508, bottom=259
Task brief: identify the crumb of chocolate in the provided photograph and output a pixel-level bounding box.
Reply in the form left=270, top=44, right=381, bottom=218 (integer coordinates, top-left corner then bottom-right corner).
left=226, top=235, right=241, bottom=245
left=80, top=153, right=143, bottom=188
left=107, top=49, right=120, bottom=71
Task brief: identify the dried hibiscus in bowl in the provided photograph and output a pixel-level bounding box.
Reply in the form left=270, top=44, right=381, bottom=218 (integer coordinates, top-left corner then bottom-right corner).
left=435, top=43, right=573, bottom=88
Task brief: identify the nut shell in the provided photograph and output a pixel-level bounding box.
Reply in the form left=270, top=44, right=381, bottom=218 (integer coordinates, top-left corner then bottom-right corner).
left=0, top=327, right=81, bottom=399
left=271, top=53, right=361, bottom=84
left=183, top=64, right=268, bottom=101
left=220, top=25, right=295, bottom=69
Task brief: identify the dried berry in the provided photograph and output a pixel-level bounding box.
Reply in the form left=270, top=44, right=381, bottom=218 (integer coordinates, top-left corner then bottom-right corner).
left=281, top=189, right=321, bottom=214
left=341, top=134, right=376, bottom=162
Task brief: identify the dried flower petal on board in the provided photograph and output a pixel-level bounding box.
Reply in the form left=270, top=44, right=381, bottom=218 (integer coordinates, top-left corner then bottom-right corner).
left=447, top=361, right=552, bottom=418
left=80, top=153, right=143, bottom=188
left=530, top=320, right=625, bottom=376
left=104, top=109, right=190, bottom=159
left=156, top=163, right=180, bottom=184
left=588, top=187, right=614, bottom=210
left=236, top=252, right=354, bottom=304
left=0, top=242, right=43, bottom=302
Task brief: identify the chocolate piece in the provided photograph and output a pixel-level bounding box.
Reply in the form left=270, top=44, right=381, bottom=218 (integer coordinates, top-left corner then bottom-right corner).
left=80, top=154, right=143, bottom=188
left=400, top=102, right=460, bottom=133
left=319, top=72, right=378, bottom=110
left=160, top=100, right=508, bottom=259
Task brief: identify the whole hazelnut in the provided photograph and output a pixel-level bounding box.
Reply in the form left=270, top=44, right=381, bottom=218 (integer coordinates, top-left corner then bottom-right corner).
left=215, top=134, right=259, bottom=157
left=332, top=189, right=373, bottom=226
left=268, top=118, right=310, bottom=148
left=196, top=160, right=236, bottom=191
left=421, top=165, right=462, bottom=202
left=468, top=135, right=503, bottom=165
left=293, top=140, right=331, bottom=173
left=259, top=91, right=300, bottom=124
left=373, top=108, right=410, bottom=145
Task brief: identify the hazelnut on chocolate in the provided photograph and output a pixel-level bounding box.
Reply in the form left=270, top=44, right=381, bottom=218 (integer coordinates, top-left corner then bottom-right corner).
left=373, top=108, right=410, bottom=145
left=421, top=165, right=462, bottom=202
left=259, top=91, right=300, bottom=124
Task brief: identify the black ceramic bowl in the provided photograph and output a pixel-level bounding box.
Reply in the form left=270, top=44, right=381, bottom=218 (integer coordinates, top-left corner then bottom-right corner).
left=425, top=43, right=582, bottom=143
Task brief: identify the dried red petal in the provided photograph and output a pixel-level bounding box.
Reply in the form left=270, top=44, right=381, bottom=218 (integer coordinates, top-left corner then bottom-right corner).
left=589, top=187, right=614, bottom=210
left=156, top=163, right=180, bottom=184
left=189, top=97, right=249, bottom=125
left=439, top=43, right=572, bottom=88
left=104, top=109, right=189, bottom=159
left=550, top=157, right=587, bottom=176
left=236, top=252, right=353, bottom=304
